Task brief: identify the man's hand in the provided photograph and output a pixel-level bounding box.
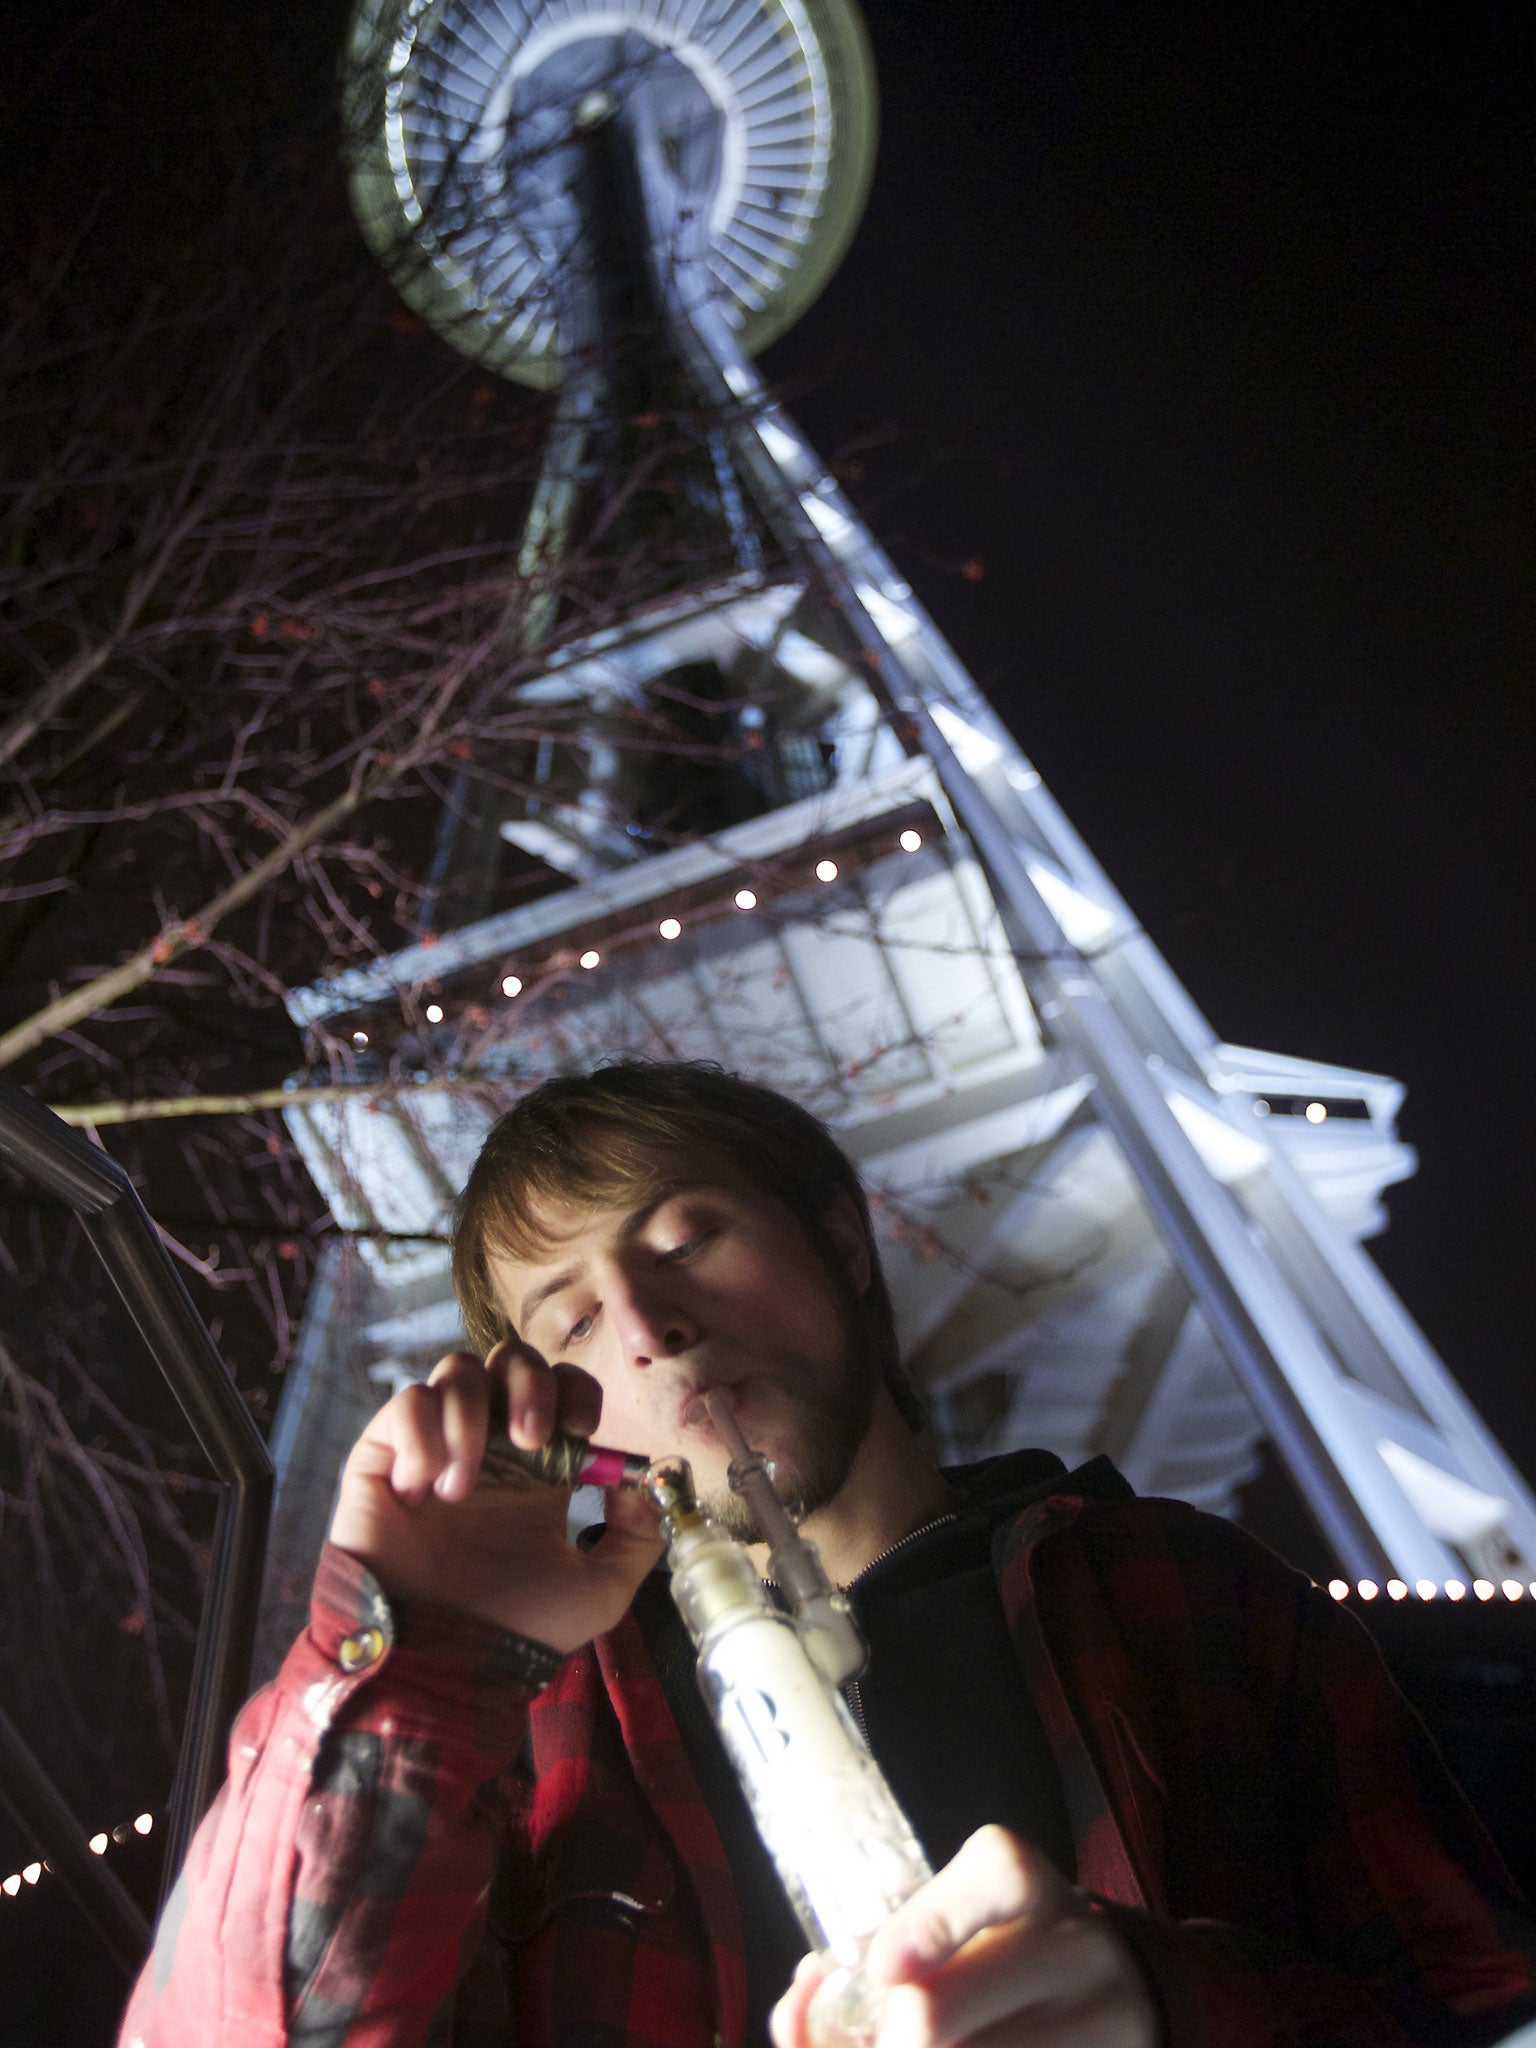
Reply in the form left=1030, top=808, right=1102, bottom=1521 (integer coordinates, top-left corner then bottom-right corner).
left=327, top=1339, right=663, bottom=1654
left=772, top=1827, right=1158, bottom=2048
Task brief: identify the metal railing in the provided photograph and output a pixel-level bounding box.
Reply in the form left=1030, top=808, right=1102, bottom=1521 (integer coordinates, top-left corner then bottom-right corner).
left=0, top=1077, right=272, bottom=1973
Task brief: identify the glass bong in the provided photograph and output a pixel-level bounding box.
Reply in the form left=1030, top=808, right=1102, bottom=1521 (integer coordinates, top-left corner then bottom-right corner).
left=644, top=1393, right=932, bottom=2048
left=492, top=1396, right=934, bottom=2044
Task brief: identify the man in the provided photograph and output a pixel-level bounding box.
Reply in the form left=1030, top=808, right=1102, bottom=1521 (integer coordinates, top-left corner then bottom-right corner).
left=120, top=1062, right=1536, bottom=2048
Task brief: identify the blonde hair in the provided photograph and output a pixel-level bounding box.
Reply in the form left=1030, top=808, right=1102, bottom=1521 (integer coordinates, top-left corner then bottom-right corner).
left=451, top=1061, right=924, bottom=1430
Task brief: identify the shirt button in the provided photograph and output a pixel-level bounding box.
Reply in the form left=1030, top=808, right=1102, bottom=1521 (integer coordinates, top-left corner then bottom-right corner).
left=338, top=1626, right=385, bottom=1672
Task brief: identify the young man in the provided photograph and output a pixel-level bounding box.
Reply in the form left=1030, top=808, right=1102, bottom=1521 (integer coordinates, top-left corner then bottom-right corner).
left=121, top=1063, right=1536, bottom=2048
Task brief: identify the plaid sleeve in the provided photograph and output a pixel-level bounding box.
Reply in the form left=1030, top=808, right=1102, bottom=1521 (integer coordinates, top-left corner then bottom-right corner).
left=117, top=1543, right=563, bottom=2048
left=1102, top=1555, right=1536, bottom=2047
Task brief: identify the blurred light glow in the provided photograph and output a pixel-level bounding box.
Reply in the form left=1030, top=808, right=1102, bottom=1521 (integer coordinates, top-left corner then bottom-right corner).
left=1, top=1877, right=17, bottom=1897
left=800, top=492, right=852, bottom=546
left=899, top=829, right=922, bottom=852
left=134, top=1814, right=154, bottom=1835
left=579, top=951, right=600, bottom=971
left=1328, top=1580, right=1349, bottom=1601
left=1386, top=1579, right=1408, bottom=1600
left=352, top=1031, right=369, bottom=1047
left=1473, top=1579, right=1496, bottom=1601
left=1445, top=1580, right=1467, bottom=1601
left=22, top=1863, right=40, bottom=1885
left=658, top=918, right=682, bottom=940
left=502, top=976, right=523, bottom=998
left=1357, top=1580, right=1378, bottom=1600
left=815, top=860, right=838, bottom=882
left=734, top=888, right=757, bottom=910
left=89, top=1834, right=108, bottom=1855
left=425, top=1003, right=444, bottom=1023
left=1503, top=1580, right=1525, bottom=1600
left=1416, top=1579, right=1438, bottom=1600
left=1304, top=1101, right=1327, bottom=1123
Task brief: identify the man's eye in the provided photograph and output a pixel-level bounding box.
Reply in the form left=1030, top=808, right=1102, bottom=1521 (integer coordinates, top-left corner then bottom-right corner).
left=565, top=1310, right=595, bottom=1344
left=664, top=1232, right=710, bottom=1261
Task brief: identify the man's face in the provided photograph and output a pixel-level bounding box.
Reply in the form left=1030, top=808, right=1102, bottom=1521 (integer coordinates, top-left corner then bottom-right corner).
left=486, top=1171, right=878, bottom=1537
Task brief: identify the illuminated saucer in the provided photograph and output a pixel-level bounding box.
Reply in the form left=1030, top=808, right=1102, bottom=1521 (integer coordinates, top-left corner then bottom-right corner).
left=344, top=0, right=878, bottom=386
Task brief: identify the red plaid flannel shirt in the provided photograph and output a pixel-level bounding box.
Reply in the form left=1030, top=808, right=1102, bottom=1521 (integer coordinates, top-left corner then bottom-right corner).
left=118, top=1480, right=1536, bottom=2048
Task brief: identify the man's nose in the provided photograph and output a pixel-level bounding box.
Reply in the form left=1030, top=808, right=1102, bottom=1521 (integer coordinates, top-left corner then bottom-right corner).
left=611, top=1273, right=698, bottom=1365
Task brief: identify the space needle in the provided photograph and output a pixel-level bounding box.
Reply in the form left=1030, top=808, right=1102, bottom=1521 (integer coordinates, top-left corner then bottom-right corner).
left=256, top=0, right=1536, bottom=1666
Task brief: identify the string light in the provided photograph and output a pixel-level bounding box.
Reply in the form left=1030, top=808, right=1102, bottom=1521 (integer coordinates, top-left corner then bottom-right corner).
left=2, top=1815, right=153, bottom=1905
left=579, top=951, right=600, bottom=971
left=815, top=859, right=838, bottom=882
left=899, top=829, right=922, bottom=852
left=1328, top=1577, right=1534, bottom=1603
left=734, top=888, right=757, bottom=910
left=501, top=975, right=523, bottom=998
left=424, top=1003, right=444, bottom=1023
left=658, top=918, right=682, bottom=940
left=1304, top=1101, right=1327, bottom=1123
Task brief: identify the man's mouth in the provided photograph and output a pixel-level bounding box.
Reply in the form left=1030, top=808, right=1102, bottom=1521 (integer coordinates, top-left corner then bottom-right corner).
left=677, top=1379, right=747, bottom=1434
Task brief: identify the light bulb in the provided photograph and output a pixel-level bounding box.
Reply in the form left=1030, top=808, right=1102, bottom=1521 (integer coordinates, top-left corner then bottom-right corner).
left=502, top=975, right=523, bottom=998
left=659, top=918, right=682, bottom=940
left=815, top=859, right=838, bottom=882
left=425, top=1003, right=444, bottom=1023
left=579, top=951, right=600, bottom=971
left=899, top=829, right=922, bottom=852
left=735, top=888, right=757, bottom=910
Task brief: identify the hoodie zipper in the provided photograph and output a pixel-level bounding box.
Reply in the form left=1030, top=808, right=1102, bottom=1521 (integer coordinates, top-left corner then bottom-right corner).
left=836, top=1509, right=960, bottom=1749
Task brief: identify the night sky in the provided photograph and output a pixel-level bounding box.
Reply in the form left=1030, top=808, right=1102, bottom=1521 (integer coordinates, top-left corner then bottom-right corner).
left=9, top=0, right=1534, bottom=1489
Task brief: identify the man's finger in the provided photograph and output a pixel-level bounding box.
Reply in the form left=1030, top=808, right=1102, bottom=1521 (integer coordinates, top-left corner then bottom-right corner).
left=770, top=1952, right=830, bottom=2048
left=373, top=1381, right=450, bottom=1503
left=875, top=1914, right=1131, bottom=2048
left=433, top=1368, right=491, bottom=1500
left=551, top=1359, right=604, bottom=1439
left=940, top=1977, right=1152, bottom=2048
left=578, top=1485, right=666, bottom=1614
left=866, top=1828, right=1065, bottom=1986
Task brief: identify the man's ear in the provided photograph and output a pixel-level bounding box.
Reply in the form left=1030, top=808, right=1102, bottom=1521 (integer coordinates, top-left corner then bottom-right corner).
left=818, top=1187, right=872, bottom=1296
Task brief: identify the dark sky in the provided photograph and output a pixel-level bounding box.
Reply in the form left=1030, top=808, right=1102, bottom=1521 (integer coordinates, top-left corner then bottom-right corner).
left=766, top=0, right=1536, bottom=1488
left=9, top=0, right=1534, bottom=1484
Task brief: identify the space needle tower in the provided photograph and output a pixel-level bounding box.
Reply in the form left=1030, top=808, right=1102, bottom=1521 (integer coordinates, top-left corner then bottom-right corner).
left=258, top=0, right=1536, bottom=1664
